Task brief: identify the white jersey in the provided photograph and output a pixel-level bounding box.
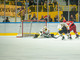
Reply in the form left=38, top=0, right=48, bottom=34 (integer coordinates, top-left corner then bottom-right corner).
left=40, top=28, right=49, bottom=34
left=57, top=24, right=62, bottom=30
left=65, top=23, right=69, bottom=30
left=39, top=27, right=50, bottom=36
left=57, top=23, right=69, bottom=30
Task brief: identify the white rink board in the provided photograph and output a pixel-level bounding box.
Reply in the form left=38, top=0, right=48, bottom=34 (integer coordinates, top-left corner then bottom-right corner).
left=0, top=22, right=80, bottom=33
left=0, top=36, right=80, bottom=60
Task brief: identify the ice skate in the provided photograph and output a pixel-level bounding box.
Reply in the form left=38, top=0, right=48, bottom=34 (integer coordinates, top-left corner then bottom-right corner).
left=75, top=34, right=79, bottom=39
left=69, top=36, right=72, bottom=39
left=62, top=36, right=65, bottom=40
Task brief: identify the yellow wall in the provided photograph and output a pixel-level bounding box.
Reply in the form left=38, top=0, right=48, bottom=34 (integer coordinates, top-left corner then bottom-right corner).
left=31, top=11, right=63, bottom=22
left=0, top=32, right=80, bottom=36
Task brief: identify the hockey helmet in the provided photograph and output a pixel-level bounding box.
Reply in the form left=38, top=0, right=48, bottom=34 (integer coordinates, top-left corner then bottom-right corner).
left=63, top=19, right=66, bottom=22
left=43, top=26, right=47, bottom=30
left=60, top=23, right=65, bottom=26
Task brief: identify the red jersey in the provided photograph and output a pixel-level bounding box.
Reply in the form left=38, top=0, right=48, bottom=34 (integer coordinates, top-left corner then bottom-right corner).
left=66, top=21, right=74, bottom=28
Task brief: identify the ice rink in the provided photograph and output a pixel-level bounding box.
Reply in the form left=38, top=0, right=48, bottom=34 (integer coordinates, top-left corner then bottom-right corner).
left=0, top=35, right=80, bottom=60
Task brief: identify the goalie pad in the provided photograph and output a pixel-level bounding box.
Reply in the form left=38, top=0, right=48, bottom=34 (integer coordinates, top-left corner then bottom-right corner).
left=50, top=34, right=54, bottom=37
left=34, top=34, right=39, bottom=38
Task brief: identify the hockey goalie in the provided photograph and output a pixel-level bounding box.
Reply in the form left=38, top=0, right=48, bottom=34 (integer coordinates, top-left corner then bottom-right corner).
left=34, top=26, right=54, bottom=38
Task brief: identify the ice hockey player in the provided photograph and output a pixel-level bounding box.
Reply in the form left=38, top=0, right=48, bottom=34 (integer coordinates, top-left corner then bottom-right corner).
left=66, top=21, right=79, bottom=39
left=57, top=23, right=70, bottom=40
left=34, top=26, right=54, bottom=38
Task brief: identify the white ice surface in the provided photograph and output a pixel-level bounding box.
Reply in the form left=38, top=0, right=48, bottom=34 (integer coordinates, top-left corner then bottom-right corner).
left=0, top=35, right=80, bottom=60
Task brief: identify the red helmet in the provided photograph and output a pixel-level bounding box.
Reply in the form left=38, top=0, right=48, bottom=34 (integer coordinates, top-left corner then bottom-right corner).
left=44, top=15, right=47, bottom=18
left=66, top=21, right=73, bottom=25
left=63, top=20, right=66, bottom=22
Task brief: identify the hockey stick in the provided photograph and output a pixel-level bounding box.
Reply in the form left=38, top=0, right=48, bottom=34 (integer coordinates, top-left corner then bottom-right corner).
left=52, top=32, right=60, bottom=39
left=52, top=35, right=60, bottom=39
left=50, top=33, right=60, bottom=39
left=54, top=35, right=61, bottom=39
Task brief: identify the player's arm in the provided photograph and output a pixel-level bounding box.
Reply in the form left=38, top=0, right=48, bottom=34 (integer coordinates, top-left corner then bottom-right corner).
left=65, top=24, right=70, bottom=33
left=57, top=24, right=62, bottom=31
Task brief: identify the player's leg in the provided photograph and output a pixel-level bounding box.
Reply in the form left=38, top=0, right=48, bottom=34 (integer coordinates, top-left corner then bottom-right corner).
left=69, top=26, right=75, bottom=39
left=34, top=34, right=39, bottom=38
left=72, top=25, right=79, bottom=38
left=44, top=34, right=50, bottom=38
left=50, top=34, right=54, bottom=37
left=67, top=30, right=72, bottom=39
left=59, top=30, right=65, bottom=40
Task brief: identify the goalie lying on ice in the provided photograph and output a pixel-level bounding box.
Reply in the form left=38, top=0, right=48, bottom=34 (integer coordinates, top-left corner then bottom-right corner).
left=34, top=26, right=54, bottom=38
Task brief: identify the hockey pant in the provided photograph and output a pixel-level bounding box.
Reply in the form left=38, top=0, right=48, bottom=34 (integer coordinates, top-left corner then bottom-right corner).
left=70, top=24, right=77, bottom=34
left=59, top=30, right=67, bottom=34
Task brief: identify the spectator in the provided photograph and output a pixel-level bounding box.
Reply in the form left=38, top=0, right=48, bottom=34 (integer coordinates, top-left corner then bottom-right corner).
left=0, top=0, right=4, bottom=4
left=79, top=15, right=80, bottom=22
left=25, top=0, right=29, bottom=6
left=40, top=15, right=44, bottom=20
left=70, top=15, right=76, bottom=22
left=56, top=4, right=62, bottom=11
left=44, top=15, right=47, bottom=22
left=70, top=0, right=78, bottom=5
left=49, top=0, right=53, bottom=5
left=54, top=15, right=58, bottom=22
left=19, top=6, right=26, bottom=21
left=60, top=14, right=66, bottom=22
left=34, top=1, right=37, bottom=5
left=53, top=0, right=58, bottom=11
left=49, top=15, right=52, bottom=22
left=71, top=6, right=76, bottom=11
left=9, top=0, right=15, bottom=5
left=31, top=13, right=37, bottom=21
left=53, top=0, right=58, bottom=6
left=3, top=17, right=10, bottom=22
left=59, top=5, right=62, bottom=11
left=28, top=9, right=32, bottom=19
left=5, top=0, right=9, bottom=5
left=44, top=1, right=47, bottom=6
left=44, top=15, right=52, bottom=22
left=40, top=2, right=44, bottom=5
left=29, top=0, right=35, bottom=6
left=65, top=0, right=68, bottom=5
left=16, top=0, right=22, bottom=6
left=70, top=0, right=74, bottom=5
left=39, top=0, right=44, bottom=5
left=44, top=1, right=47, bottom=12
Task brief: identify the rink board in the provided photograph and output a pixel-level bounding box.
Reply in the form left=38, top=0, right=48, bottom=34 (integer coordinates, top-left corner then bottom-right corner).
left=0, top=22, right=80, bottom=36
